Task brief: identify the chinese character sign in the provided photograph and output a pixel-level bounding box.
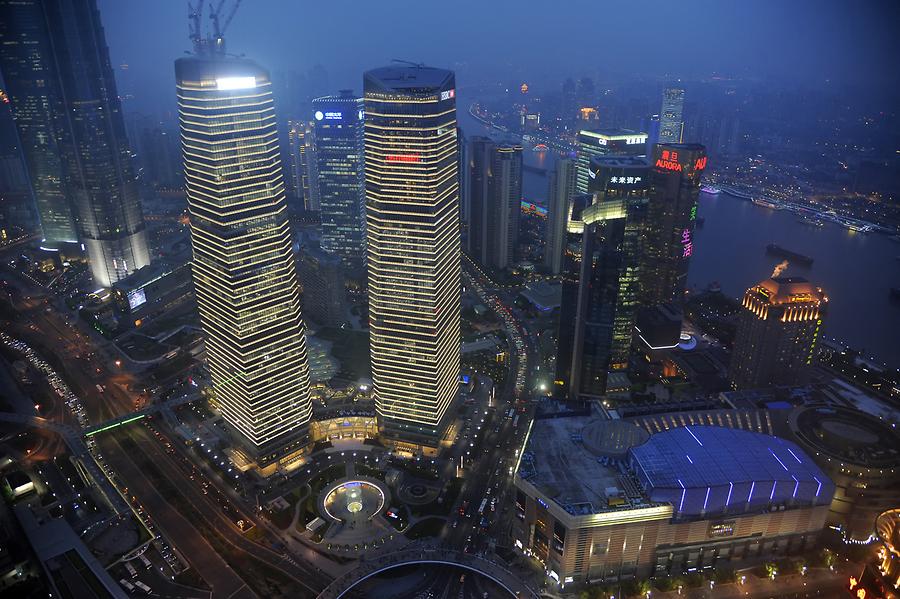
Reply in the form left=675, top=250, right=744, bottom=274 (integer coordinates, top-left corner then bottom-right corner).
left=681, top=228, right=693, bottom=258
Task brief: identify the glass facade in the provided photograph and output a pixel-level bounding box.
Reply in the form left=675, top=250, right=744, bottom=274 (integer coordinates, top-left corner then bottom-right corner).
left=0, top=0, right=149, bottom=285
left=311, top=92, right=366, bottom=272
left=659, top=86, right=685, bottom=144
left=364, top=65, right=461, bottom=448
left=176, top=55, right=312, bottom=466
left=466, top=137, right=522, bottom=270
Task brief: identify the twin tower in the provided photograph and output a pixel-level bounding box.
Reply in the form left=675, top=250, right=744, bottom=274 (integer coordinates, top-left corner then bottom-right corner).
left=175, top=54, right=460, bottom=469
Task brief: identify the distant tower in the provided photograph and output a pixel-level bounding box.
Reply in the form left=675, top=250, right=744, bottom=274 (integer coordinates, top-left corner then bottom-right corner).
left=467, top=137, right=522, bottom=270
left=543, top=158, right=576, bottom=275
left=175, top=2, right=312, bottom=469
left=287, top=120, right=318, bottom=212
left=0, top=0, right=150, bottom=286
left=311, top=91, right=366, bottom=272
left=659, top=86, right=685, bottom=144
left=729, top=276, right=827, bottom=390
left=364, top=64, right=461, bottom=453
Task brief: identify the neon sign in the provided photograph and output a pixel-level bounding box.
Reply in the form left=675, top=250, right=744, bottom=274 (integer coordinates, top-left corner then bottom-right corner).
left=440, top=89, right=455, bottom=101
left=681, top=228, right=693, bottom=258
left=690, top=205, right=698, bottom=220
left=655, top=149, right=683, bottom=172
left=694, top=156, right=708, bottom=171
left=386, top=154, right=420, bottom=163
left=608, top=176, right=642, bottom=184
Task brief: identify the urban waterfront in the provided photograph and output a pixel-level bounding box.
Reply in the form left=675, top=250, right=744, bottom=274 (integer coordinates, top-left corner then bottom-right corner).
left=689, top=192, right=900, bottom=370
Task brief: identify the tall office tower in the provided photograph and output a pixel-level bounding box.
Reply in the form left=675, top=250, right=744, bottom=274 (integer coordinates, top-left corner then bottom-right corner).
left=466, top=137, right=522, bottom=270
left=640, top=143, right=706, bottom=306
left=574, top=129, right=648, bottom=195
left=298, top=246, right=347, bottom=327
left=364, top=65, right=461, bottom=452
left=287, top=120, right=318, bottom=212
left=543, top=158, right=577, bottom=275
left=645, top=114, right=661, bottom=156
left=561, top=78, right=577, bottom=121
left=311, top=91, right=366, bottom=271
left=555, top=157, right=648, bottom=399
left=659, top=86, right=685, bottom=144
left=176, top=51, right=313, bottom=468
left=0, top=0, right=150, bottom=286
left=729, top=276, right=826, bottom=390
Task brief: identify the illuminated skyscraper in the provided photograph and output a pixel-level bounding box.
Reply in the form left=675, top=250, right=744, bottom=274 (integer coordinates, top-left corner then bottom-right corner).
left=176, top=54, right=312, bottom=468
left=287, top=120, right=318, bottom=212
left=555, top=157, right=648, bottom=399
left=729, top=276, right=826, bottom=390
left=0, top=0, right=150, bottom=286
left=467, top=137, right=522, bottom=270
left=659, top=86, right=685, bottom=144
left=364, top=65, right=461, bottom=452
left=574, top=129, right=648, bottom=195
left=311, top=91, right=366, bottom=271
left=543, top=158, right=576, bottom=275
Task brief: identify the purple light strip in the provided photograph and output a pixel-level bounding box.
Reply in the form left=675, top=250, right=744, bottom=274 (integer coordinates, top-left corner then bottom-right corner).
left=748, top=481, right=755, bottom=503
left=786, top=448, right=803, bottom=463
left=813, top=476, right=822, bottom=497
left=686, top=454, right=693, bottom=465
left=685, top=426, right=703, bottom=447
left=703, top=487, right=711, bottom=511
left=769, top=448, right=789, bottom=472
left=791, top=475, right=799, bottom=498
left=770, top=481, right=777, bottom=501
left=725, top=482, right=733, bottom=507
left=678, top=479, right=686, bottom=512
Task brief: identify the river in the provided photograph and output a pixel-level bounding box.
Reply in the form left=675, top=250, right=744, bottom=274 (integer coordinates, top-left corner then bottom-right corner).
left=456, top=102, right=900, bottom=370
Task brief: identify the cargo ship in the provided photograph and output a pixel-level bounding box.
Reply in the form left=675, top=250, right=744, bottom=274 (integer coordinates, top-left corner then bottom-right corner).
left=752, top=197, right=783, bottom=210
left=766, top=244, right=813, bottom=266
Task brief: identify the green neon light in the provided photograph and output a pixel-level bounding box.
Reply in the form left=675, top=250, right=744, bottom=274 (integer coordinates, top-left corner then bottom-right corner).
left=84, top=414, right=146, bottom=437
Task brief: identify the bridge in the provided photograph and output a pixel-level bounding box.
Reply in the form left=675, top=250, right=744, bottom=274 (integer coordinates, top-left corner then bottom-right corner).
left=316, top=548, right=541, bottom=598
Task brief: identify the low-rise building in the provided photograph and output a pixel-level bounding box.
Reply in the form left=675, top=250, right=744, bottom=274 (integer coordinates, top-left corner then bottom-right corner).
left=512, top=414, right=834, bottom=585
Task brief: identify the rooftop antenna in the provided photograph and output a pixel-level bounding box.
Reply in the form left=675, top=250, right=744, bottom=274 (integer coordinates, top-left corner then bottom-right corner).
left=188, top=1, right=204, bottom=53
left=189, top=0, right=242, bottom=55
left=209, top=0, right=242, bottom=55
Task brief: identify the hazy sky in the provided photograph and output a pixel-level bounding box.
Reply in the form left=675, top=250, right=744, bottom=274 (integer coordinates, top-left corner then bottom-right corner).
left=98, top=0, right=899, bottom=113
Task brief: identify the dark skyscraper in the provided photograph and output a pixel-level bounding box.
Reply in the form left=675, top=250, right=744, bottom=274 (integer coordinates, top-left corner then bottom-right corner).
left=364, top=65, right=461, bottom=453
left=466, top=137, right=522, bottom=271
left=311, top=91, right=366, bottom=272
left=729, top=276, right=826, bottom=390
left=0, top=0, right=150, bottom=286
left=555, top=157, right=648, bottom=400
left=640, top=143, right=706, bottom=307
left=575, top=129, right=648, bottom=195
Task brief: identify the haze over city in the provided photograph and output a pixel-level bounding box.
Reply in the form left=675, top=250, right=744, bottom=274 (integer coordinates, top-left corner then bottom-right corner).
left=0, top=2, right=898, bottom=599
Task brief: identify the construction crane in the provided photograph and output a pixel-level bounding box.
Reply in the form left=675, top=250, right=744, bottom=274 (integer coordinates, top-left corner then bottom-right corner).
left=188, top=0, right=242, bottom=55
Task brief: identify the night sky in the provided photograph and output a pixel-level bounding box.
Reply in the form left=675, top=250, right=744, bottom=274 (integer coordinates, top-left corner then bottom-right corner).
left=98, top=0, right=900, bottom=115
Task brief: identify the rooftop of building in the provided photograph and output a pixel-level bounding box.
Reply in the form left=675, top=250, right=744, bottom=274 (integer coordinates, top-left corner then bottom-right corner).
left=517, top=414, right=658, bottom=516
left=790, top=404, right=900, bottom=470
left=753, top=276, right=827, bottom=306
left=631, top=425, right=829, bottom=492
left=520, top=281, right=561, bottom=311
left=590, top=155, right=650, bottom=169
left=364, top=64, right=453, bottom=92
left=579, top=128, right=647, bottom=139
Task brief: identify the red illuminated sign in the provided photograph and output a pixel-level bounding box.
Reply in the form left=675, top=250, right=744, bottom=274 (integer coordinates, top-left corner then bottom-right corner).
left=386, top=154, right=420, bottom=163
left=655, top=149, right=683, bottom=172
left=694, top=156, right=708, bottom=171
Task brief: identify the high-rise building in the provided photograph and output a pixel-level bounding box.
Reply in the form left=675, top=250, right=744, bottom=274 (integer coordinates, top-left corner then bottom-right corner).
left=298, top=245, right=347, bottom=327
left=466, top=137, right=522, bottom=270
left=574, top=128, right=648, bottom=195
left=0, top=0, right=150, bottom=286
left=287, top=120, right=318, bottom=212
left=659, top=86, right=685, bottom=144
left=364, top=65, right=461, bottom=452
left=176, top=52, right=312, bottom=468
left=640, top=143, right=706, bottom=307
left=555, top=157, right=648, bottom=399
left=729, top=276, right=826, bottom=390
left=635, top=143, right=706, bottom=351
left=543, top=158, right=576, bottom=275
left=311, top=91, right=366, bottom=271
